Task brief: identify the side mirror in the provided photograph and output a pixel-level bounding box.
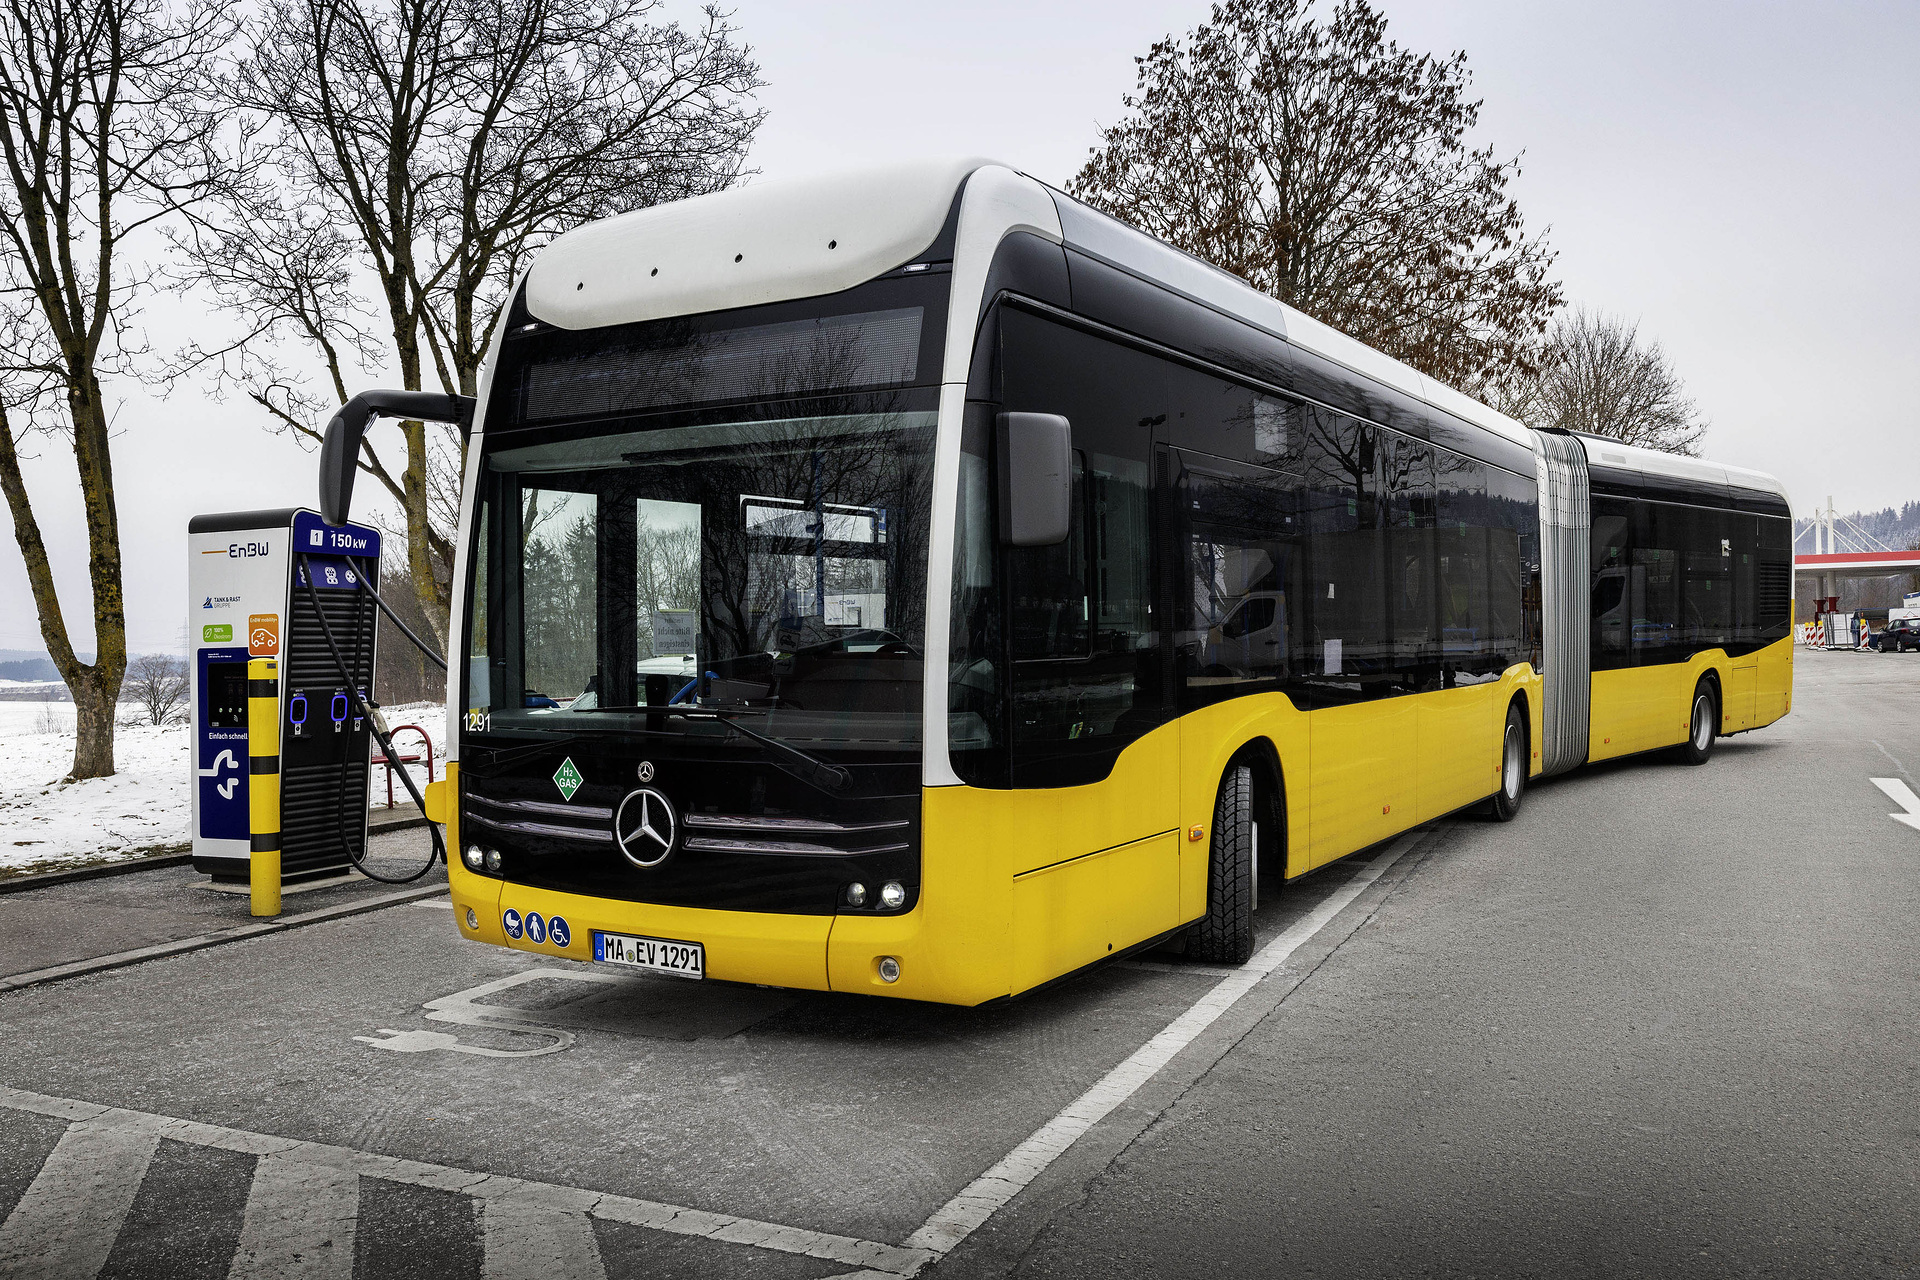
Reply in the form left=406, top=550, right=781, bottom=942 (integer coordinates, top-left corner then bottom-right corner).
left=996, top=412, right=1072, bottom=546
left=319, top=390, right=476, bottom=525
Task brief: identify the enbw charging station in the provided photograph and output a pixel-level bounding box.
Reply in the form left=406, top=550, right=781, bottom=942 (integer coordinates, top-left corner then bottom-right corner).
left=189, top=508, right=382, bottom=906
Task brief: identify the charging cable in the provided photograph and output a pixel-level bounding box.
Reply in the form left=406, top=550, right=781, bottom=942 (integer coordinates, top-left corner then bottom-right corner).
left=299, top=553, right=445, bottom=884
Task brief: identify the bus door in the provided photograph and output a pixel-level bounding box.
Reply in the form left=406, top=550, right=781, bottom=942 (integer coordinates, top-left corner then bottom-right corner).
left=999, top=308, right=1181, bottom=979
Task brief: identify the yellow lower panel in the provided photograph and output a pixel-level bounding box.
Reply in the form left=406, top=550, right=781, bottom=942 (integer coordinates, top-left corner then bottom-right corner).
left=1007, top=833, right=1182, bottom=994
left=1754, top=636, right=1793, bottom=726
left=495, top=880, right=834, bottom=989
left=1588, top=652, right=1732, bottom=761
left=1726, top=662, right=1758, bottom=731
left=1415, top=682, right=1497, bottom=821
left=1308, top=699, right=1411, bottom=867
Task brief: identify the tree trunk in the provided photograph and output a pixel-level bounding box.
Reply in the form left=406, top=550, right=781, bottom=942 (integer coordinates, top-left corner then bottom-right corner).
left=0, top=398, right=125, bottom=780
left=69, top=668, right=119, bottom=777
left=399, top=417, right=450, bottom=647
left=64, top=374, right=129, bottom=778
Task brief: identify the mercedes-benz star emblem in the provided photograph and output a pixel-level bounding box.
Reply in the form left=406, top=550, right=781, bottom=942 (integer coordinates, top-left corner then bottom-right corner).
left=636, top=760, right=655, bottom=782
left=615, top=787, right=677, bottom=868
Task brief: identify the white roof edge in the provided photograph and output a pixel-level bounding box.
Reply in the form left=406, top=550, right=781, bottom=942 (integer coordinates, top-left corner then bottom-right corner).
left=524, top=156, right=995, bottom=330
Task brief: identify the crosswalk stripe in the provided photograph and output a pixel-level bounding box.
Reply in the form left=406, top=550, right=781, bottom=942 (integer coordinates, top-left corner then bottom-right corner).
left=0, top=1086, right=934, bottom=1277
left=227, top=1155, right=360, bottom=1279
left=0, top=1115, right=162, bottom=1280
left=483, top=1194, right=606, bottom=1280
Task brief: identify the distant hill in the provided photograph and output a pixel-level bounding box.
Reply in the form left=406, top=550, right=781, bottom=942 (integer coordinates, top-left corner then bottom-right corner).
left=1794, top=502, right=1920, bottom=555
left=0, top=658, right=58, bottom=682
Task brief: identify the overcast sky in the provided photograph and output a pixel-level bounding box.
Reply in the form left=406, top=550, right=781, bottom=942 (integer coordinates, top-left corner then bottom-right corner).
left=3, top=0, right=1914, bottom=655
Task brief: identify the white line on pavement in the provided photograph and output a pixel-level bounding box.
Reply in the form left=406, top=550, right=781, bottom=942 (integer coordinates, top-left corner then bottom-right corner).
left=227, top=1154, right=360, bottom=1279
left=0, top=1113, right=162, bottom=1280
left=1870, top=777, right=1920, bottom=831
left=483, top=1193, right=606, bottom=1280
left=900, top=829, right=1426, bottom=1265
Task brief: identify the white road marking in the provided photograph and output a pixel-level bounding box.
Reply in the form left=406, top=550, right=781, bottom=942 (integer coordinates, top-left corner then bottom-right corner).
left=0, top=1086, right=934, bottom=1277
left=483, top=1192, right=605, bottom=1280
left=356, top=967, right=628, bottom=1057
left=1870, top=777, right=1920, bottom=831
left=227, top=1154, right=360, bottom=1278
left=0, top=1113, right=162, bottom=1279
left=901, top=830, right=1424, bottom=1263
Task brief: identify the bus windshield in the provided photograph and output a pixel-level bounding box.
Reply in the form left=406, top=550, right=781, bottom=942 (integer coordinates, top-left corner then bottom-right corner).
left=466, top=404, right=938, bottom=754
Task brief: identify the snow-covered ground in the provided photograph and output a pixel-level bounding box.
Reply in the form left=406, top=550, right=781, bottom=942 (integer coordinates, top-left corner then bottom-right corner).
left=0, top=701, right=447, bottom=876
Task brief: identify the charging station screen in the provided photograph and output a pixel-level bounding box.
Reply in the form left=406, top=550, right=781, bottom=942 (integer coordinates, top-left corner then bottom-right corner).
left=206, top=660, right=248, bottom=729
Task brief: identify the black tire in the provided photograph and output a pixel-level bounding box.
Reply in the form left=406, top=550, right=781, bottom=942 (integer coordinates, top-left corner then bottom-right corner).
left=1190, top=763, right=1256, bottom=965
left=1489, top=702, right=1526, bottom=821
left=1678, top=680, right=1717, bottom=765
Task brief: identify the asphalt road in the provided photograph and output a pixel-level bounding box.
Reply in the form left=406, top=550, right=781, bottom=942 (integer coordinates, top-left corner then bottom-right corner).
left=0, top=650, right=1912, bottom=1278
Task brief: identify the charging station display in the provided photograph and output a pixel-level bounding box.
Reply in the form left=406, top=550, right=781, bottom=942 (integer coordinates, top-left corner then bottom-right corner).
left=188, top=508, right=382, bottom=882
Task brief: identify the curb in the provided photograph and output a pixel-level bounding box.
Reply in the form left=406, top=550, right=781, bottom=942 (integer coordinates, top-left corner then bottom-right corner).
left=0, top=850, right=194, bottom=896
left=0, top=881, right=448, bottom=993
left=0, top=810, right=431, bottom=896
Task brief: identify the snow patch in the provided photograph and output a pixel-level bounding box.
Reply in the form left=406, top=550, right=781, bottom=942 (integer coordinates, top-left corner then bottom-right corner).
left=0, top=701, right=445, bottom=874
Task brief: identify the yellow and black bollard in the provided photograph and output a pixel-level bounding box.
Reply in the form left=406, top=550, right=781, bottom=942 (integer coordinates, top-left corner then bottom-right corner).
left=247, top=657, right=282, bottom=917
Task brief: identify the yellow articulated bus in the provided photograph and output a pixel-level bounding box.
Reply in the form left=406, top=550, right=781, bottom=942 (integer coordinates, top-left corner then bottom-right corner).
left=319, top=159, right=1793, bottom=1004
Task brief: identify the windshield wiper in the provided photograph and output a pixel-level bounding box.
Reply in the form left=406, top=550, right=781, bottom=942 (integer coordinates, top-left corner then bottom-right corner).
left=462, top=731, right=607, bottom=771
left=639, top=706, right=852, bottom=793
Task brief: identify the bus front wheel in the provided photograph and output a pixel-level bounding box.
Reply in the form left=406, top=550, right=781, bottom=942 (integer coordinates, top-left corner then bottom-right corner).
left=1678, top=680, right=1718, bottom=765
left=1190, top=764, right=1256, bottom=965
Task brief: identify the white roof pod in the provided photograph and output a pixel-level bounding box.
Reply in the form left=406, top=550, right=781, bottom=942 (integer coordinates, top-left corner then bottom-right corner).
left=1577, top=434, right=1789, bottom=506
left=524, top=156, right=997, bottom=331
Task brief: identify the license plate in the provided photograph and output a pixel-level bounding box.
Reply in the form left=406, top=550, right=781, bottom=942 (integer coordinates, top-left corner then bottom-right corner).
left=592, top=931, right=704, bottom=978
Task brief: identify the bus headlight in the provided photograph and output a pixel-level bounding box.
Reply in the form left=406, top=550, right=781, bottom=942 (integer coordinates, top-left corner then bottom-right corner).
left=879, top=881, right=906, bottom=910
left=483, top=848, right=503, bottom=874
left=463, top=845, right=485, bottom=871
left=845, top=882, right=868, bottom=907
left=878, top=956, right=901, bottom=983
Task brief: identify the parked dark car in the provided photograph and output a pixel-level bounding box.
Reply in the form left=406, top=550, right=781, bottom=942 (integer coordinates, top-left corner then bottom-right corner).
left=1871, top=619, right=1920, bottom=652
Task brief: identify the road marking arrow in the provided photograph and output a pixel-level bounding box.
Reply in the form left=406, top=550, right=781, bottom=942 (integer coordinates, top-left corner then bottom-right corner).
left=1869, top=778, right=1920, bottom=831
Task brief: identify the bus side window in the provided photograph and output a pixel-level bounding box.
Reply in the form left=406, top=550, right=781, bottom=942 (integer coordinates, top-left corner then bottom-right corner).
left=1301, top=408, right=1390, bottom=703
left=1177, top=452, right=1304, bottom=711
left=1589, top=499, right=1632, bottom=669
left=1435, top=450, right=1493, bottom=681
left=1385, top=435, right=1438, bottom=692
left=1485, top=465, right=1540, bottom=673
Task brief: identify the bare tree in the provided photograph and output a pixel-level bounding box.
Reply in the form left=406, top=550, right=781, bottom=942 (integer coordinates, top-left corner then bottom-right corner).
left=181, top=0, right=764, bottom=644
left=1494, top=308, right=1706, bottom=456
left=0, top=0, right=231, bottom=779
left=1070, top=0, right=1561, bottom=390
left=122, top=651, right=190, bottom=726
